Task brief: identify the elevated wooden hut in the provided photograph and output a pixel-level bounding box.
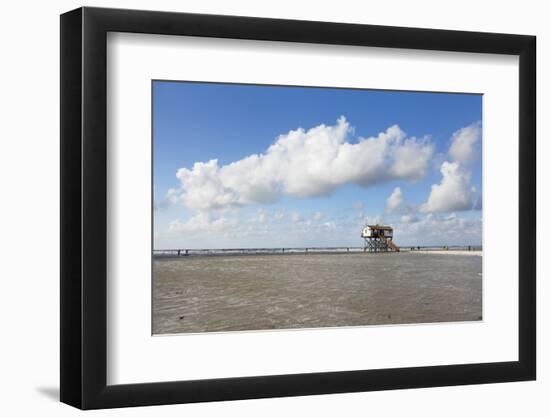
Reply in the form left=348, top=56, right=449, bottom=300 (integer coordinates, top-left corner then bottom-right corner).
left=361, top=225, right=400, bottom=252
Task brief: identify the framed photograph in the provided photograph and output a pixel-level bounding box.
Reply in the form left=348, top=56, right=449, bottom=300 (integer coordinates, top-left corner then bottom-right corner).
left=60, top=6, right=536, bottom=409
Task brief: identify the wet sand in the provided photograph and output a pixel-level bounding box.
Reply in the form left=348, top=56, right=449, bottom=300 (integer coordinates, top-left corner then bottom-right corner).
left=410, top=250, right=482, bottom=256
left=153, top=252, right=482, bottom=334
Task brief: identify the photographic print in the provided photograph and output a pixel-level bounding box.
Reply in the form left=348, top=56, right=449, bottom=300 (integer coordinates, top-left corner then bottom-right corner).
left=152, top=81, right=482, bottom=335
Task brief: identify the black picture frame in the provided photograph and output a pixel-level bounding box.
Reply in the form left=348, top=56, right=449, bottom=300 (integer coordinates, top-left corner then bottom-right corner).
left=60, top=6, right=536, bottom=410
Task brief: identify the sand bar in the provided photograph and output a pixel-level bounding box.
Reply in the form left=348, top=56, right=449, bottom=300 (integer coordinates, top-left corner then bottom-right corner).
left=153, top=252, right=482, bottom=334
left=409, top=250, right=482, bottom=256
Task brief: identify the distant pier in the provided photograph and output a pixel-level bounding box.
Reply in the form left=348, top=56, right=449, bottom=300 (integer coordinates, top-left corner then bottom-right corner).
left=153, top=245, right=482, bottom=258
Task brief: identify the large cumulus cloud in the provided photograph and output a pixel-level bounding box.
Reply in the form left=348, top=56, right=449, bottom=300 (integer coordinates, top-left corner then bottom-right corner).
left=171, top=117, right=434, bottom=210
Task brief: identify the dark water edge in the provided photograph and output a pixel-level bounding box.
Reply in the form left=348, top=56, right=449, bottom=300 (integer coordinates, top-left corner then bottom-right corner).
left=152, top=252, right=482, bottom=334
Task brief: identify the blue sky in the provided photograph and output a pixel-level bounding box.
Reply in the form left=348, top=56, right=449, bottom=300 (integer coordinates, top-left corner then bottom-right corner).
left=153, top=81, right=482, bottom=249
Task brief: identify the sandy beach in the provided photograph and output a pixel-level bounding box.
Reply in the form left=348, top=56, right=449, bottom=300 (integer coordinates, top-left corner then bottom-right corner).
left=409, top=250, right=482, bottom=256
left=153, top=252, right=482, bottom=334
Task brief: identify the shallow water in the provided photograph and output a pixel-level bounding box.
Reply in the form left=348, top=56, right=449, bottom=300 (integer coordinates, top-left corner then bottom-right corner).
left=152, top=253, right=482, bottom=334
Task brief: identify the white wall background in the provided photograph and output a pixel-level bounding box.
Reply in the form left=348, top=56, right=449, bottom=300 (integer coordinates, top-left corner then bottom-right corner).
left=0, top=0, right=545, bottom=415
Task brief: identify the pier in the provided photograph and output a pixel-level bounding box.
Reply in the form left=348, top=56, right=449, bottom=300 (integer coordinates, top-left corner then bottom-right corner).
left=153, top=245, right=482, bottom=258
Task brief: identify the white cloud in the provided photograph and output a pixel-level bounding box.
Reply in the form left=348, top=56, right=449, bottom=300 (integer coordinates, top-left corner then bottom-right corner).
left=168, top=211, right=236, bottom=234
left=248, top=209, right=268, bottom=224
left=400, top=214, right=419, bottom=224
left=420, top=161, right=475, bottom=213
left=448, top=122, right=481, bottom=164
left=419, top=122, right=481, bottom=214
left=396, top=212, right=481, bottom=246
left=155, top=187, right=180, bottom=210
left=323, top=221, right=336, bottom=229
left=171, top=117, right=434, bottom=210
left=291, top=212, right=303, bottom=223
left=385, top=187, right=404, bottom=213
left=156, top=205, right=481, bottom=249
left=248, top=209, right=290, bottom=224
left=274, top=211, right=285, bottom=221
left=390, top=137, right=435, bottom=180
left=363, top=215, right=384, bottom=226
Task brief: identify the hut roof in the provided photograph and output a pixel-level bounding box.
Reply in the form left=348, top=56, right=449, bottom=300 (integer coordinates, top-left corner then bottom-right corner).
left=366, top=225, right=393, bottom=230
